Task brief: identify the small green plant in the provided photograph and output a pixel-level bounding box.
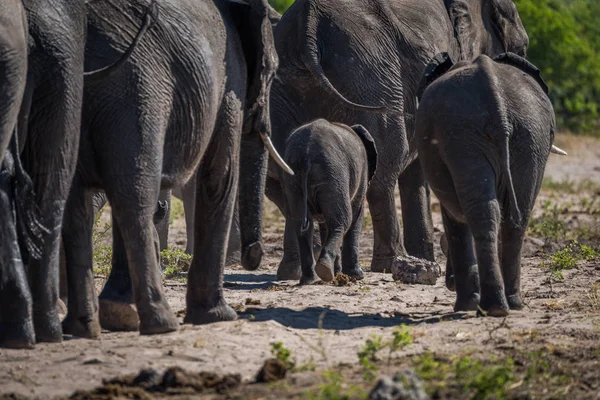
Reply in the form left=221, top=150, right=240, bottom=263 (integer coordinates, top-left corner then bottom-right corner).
left=357, top=325, right=414, bottom=381
left=160, top=247, right=192, bottom=279
left=454, top=356, right=515, bottom=400
left=306, top=370, right=366, bottom=400
left=528, top=200, right=568, bottom=241
left=542, top=242, right=600, bottom=282
left=271, top=341, right=296, bottom=369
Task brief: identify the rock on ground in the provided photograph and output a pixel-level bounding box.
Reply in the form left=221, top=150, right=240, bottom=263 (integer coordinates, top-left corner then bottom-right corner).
left=369, top=369, right=429, bottom=400
left=391, top=255, right=441, bottom=285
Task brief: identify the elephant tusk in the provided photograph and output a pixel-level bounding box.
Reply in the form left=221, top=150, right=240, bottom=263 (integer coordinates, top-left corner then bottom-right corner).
left=260, top=132, right=295, bottom=176
left=550, top=145, right=567, bottom=156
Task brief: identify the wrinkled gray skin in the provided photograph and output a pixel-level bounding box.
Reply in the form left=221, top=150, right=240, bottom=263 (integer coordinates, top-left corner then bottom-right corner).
left=415, top=52, right=554, bottom=316
left=153, top=3, right=282, bottom=261
left=260, top=0, right=529, bottom=280
left=0, top=0, right=30, bottom=349
left=61, top=0, right=278, bottom=338
left=280, top=119, right=377, bottom=285
left=1, top=0, right=157, bottom=349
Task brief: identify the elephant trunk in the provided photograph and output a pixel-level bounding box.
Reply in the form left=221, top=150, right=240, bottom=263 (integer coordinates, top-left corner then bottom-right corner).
left=239, top=133, right=268, bottom=271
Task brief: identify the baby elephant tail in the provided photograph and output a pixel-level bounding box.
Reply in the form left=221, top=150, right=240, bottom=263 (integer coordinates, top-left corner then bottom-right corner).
left=300, top=164, right=311, bottom=236
left=500, top=135, right=522, bottom=228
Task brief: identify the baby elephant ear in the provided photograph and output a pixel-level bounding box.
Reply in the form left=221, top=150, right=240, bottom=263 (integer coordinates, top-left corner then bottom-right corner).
left=351, top=124, right=378, bottom=184
left=494, top=52, right=549, bottom=95
left=416, top=52, right=454, bottom=103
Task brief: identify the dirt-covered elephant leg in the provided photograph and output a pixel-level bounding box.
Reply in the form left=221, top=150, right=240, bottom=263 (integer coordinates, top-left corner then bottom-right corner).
left=268, top=176, right=299, bottom=280
left=184, top=94, right=240, bottom=325
left=441, top=208, right=479, bottom=311
left=62, top=176, right=101, bottom=338
left=97, top=216, right=139, bottom=331
left=398, top=159, right=435, bottom=261
left=341, top=202, right=365, bottom=280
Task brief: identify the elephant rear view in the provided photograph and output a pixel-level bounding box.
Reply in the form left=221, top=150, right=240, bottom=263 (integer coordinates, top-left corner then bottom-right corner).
left=281, top=119, right=377, bottom=284
left=415, top=52, right=562, bottom=316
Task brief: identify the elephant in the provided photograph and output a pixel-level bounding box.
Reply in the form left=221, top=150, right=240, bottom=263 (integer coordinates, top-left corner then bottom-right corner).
left=280, top=119, right=377, bottom=285
left=414, top=52, right=563, bottom=316
left=61, top=0, right=287, bottom=338
left=0, top=0, right=152, bottom=349
left=253, top=0, right=530, bottom=281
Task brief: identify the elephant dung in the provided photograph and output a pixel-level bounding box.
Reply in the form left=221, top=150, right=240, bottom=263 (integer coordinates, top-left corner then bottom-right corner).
left=391, top=255, right=441, bottom=285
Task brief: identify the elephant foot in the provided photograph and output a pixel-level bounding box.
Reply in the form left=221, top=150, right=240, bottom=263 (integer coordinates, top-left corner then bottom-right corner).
left=507, top=294, right=523, bottom=310
left=34, top=312, right=63, bottom=343
left=139, top=302, right=179, bottom=335
left=0, top=320, right=35, bottom=349
left=370, top=257, right=395, bottom=273
left=276, top=261, right=302, bottom=281
left=315, top=258, right=335, bottom=283
left=342, top=265, right=365, bottom=280
left=184, top=299, right=237, bottom=325
left=62, top=312, right=101, bottom=339
left=299, top=274, right=320, bottom=285
left=453, top=292, right=480, bottom=312
left=99, top=298, right=139, bottom=332
left=478, top=294, right=510, bottom=317
left=242, top=242, right=264, bottom=271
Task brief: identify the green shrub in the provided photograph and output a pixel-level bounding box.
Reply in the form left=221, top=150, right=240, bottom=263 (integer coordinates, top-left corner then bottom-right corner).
left=268, top=0, right=294, bottom=13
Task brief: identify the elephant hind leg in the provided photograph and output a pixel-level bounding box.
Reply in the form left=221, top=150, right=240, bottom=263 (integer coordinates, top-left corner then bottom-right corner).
left=316, top=197, right=352, bottom=283
left=184, top=93, right=240, bottom=325
left=500, top=222, right=526, bottom=310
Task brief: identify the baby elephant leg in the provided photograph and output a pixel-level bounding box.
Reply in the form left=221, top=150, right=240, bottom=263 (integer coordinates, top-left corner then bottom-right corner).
left=341, top=203, right=365, bottom=280
left=441, top=208, right=479, bottom=311
left=316, top=202, right=351, bottom=282
left=500, top=222, right=526, bottom=310
left=295, top=218, right=318, bottom=285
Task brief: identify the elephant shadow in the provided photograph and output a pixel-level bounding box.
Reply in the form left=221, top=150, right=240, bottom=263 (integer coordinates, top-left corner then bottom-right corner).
left=224, top=273, right=278, bottom=291
left=238, top=306, right=470, bottom=330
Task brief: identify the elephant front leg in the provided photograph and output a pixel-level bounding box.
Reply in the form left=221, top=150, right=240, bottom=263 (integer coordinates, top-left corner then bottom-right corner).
left=97, top=215, right=139, bottom=332
left=441, top=208, right=479, bottom=311
left=500, top=222, right=526, bottom=310
left=398, top=159, right=435, bottom=261
left=62, top=177, right=101, bottom=339
left=0, top=176, right=35, bottom=349
left=155, top=189, right=171, bottom=253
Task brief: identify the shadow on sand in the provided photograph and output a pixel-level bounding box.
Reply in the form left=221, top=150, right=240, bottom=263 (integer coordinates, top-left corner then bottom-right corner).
left=238, top=306, right=471, bottom=330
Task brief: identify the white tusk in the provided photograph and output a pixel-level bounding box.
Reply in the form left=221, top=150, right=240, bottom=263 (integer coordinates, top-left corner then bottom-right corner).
left=550, top=145, right=567, bottom=156
left=260, top=132, right=295, bottom=176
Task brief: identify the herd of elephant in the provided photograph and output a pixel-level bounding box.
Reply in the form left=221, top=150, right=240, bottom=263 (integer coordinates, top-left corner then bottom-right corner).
left=0, top=0, right=568, bottom=349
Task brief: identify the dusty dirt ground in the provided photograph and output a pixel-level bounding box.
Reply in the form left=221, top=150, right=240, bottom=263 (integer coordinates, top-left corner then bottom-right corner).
left=1, top=133, right=599, bottom=399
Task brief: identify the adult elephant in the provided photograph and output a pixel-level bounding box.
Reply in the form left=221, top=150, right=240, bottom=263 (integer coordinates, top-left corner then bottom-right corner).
left=61, top=0, right=286, bottom=338
left=257, top=0, right=529, bottom=280
left=0, top=0, right=151, bottom=349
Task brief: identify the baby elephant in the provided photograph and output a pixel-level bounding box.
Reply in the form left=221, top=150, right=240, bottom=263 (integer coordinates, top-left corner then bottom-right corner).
left=281, top=119, right=377, bottom=284
left=416, top=52, right=565, bottom=316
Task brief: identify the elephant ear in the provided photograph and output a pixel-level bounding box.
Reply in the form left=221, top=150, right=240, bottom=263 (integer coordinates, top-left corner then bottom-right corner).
left=416, top=52, right=454, bottom=103
left=444, top=0, right=478, bottom=60
left=229, top=0, right=279, bottom=137
left=494, top=52, right=548, bottom=94
left=351, top=124, right=378, bottom=184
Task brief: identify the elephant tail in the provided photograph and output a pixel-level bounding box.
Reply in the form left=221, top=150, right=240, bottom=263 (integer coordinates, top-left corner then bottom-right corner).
left=300, top=163, right=311, bottom=236
left=9, top=130, right=50, bottom=260
left=84, top=0, right=158, bottom=85
left=500, top=134, right=522, bottom=228
left=302, top=3, right=386, bottom=112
